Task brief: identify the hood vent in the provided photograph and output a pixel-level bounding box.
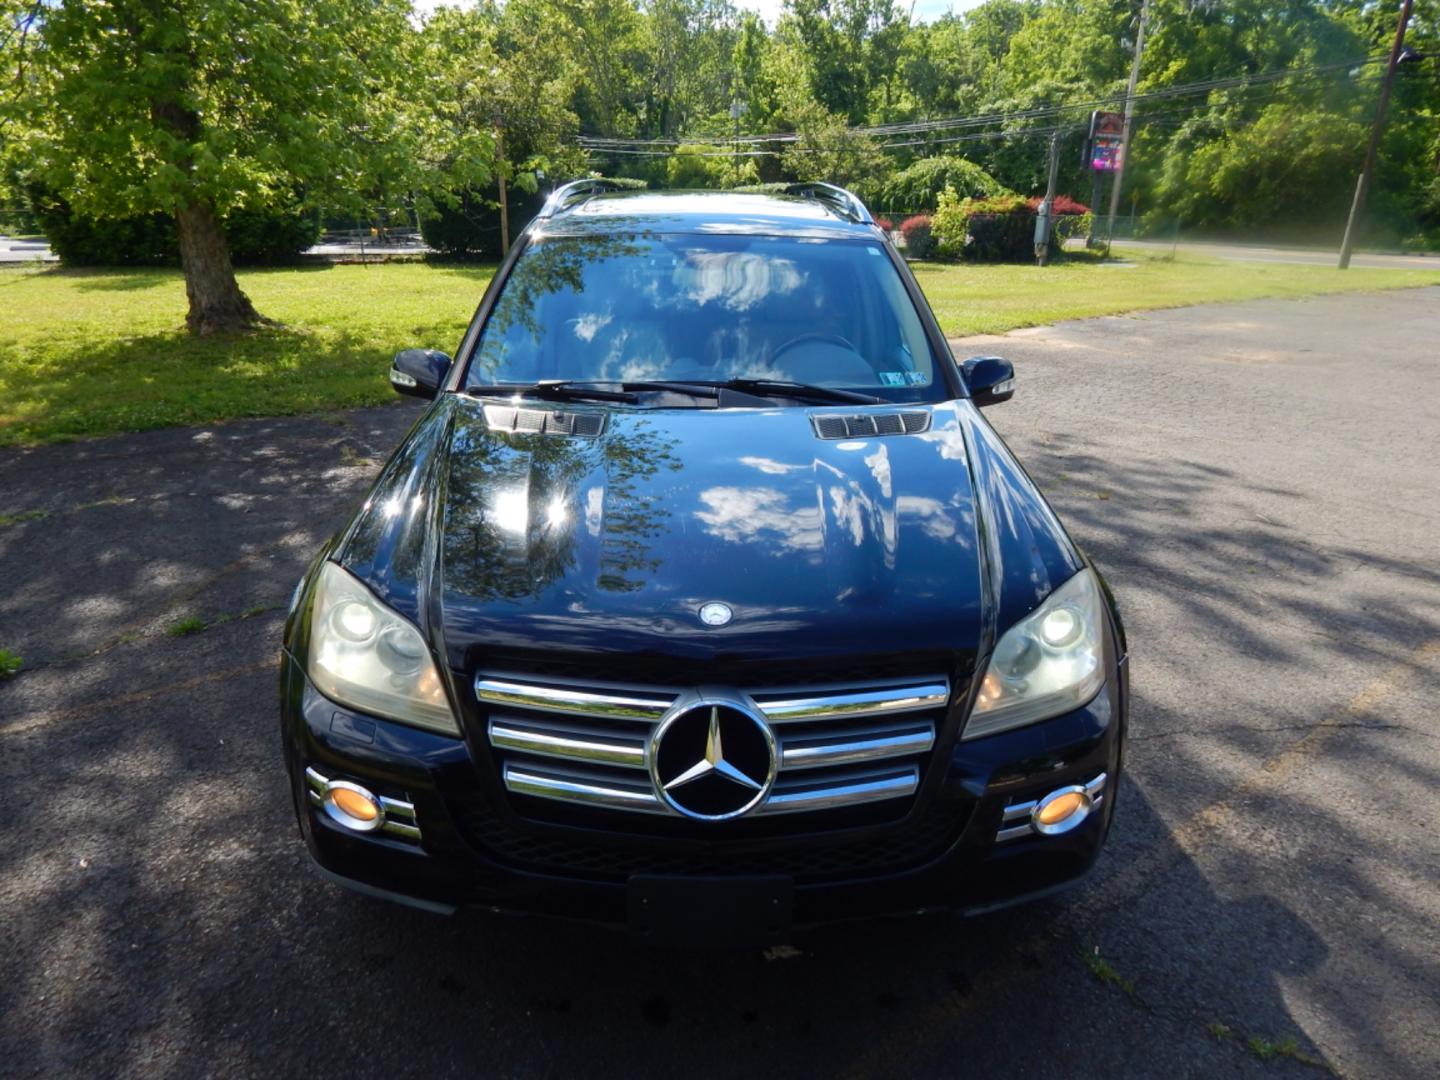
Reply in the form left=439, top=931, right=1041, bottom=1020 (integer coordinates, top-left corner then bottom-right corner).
left=811, top=411, right=931, bottom=440
left=482, top=404, right=606, bottom=438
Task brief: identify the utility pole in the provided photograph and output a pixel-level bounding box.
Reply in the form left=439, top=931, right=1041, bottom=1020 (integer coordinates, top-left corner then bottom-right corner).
left=1105, top=0, right=1153, bottom=253
left=730, top=99, right=747, bottom=180
left=732, top=101, right=740, bottom=176
left=1036, top=130, right=1062, bottom=267
left=1087, top=167, right=1105, bottom=248
left=1338, top=0, right=1414, bottom=269
left=495, top=124, right=510, bottom=258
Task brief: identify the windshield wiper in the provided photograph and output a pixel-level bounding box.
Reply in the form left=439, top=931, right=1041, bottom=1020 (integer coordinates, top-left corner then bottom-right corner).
left=466, top=381, right=638, bottom=404
left=467, top=378, right=885, bottom=407
left=712, top=379, right=887, bottom=405
left=620, top=378, right=885, bottom=405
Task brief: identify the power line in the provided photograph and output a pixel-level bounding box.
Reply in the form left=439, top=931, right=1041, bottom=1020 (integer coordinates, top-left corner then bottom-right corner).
left=576, top=54, right=1390, bottom=153
left=580, top=63, right=1389, bottom=160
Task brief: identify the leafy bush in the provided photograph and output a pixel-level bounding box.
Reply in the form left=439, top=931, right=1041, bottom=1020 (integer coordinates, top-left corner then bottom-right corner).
left=1026, top=194, right=1090, bottom=215
left=420, top=190, right=501, bottom=259
left=873, top=215, right=893, bottom=232
left=594, top=176, right=652, bottom=191
left=1053, top=212, right=1094, bottom=243
left=880, top=156, right=1011, bottom=213
left=31, top=189, right=320, bottom=266
left=1400, top=228, right=1440, bottom=253
left=665, top=145, right=758, bottom=189
left=899, top=215, right=935, bottom=258
left=420, top=187, right=544, bottom=259
left=222, top=205, right=322, bottom=265
left=933, top=191, right=1049, bottom=262
left=31, top=189, right=176, bottom=265
left=1023, top=195, right=1094, bottom=245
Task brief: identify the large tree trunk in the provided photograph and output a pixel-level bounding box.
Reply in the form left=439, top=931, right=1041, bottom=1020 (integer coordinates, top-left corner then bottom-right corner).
left=175, top=201, right=265, bottom=334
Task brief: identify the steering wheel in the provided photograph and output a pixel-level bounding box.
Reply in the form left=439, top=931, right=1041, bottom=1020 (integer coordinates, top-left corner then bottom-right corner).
left=771, top=332, right=859, bottom=360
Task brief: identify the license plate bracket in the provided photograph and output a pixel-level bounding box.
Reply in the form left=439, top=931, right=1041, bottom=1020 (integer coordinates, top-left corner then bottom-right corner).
left=628, top=875, right=794, bottom=948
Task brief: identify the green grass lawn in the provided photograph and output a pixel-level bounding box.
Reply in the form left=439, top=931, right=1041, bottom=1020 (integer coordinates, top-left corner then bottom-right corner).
left=0, top=262, right=497, bottom=447
left=3, top=253, right=1439, bottom=447
left=911, top=253, right=1440, bottom=337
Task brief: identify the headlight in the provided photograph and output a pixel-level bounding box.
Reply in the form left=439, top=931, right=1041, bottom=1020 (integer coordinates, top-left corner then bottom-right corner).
left=963, top=567, right=1108, bottom=740
left=306, top=561, right=460, bottom=735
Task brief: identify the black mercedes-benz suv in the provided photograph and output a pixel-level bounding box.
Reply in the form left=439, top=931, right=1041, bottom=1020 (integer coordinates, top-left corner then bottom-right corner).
left=280, top=181, right=1128, bottom=943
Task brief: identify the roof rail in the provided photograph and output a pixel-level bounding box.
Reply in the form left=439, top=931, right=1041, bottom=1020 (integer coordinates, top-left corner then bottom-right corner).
left=781, top=182, right=875, bottom=225
left=537, top=178, right=632, bottom=220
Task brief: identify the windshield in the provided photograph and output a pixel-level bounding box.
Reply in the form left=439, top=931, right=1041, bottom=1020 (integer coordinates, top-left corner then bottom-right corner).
left=463, top=233, right=946, bottom=401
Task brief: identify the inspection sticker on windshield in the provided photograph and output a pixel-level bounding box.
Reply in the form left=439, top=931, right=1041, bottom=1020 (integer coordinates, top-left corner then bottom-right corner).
left=879, top=372, right=929, bottom=386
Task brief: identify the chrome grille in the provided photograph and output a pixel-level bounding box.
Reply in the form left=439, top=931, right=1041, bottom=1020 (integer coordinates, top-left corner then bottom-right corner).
left=477, top=674, right=949, bottom=820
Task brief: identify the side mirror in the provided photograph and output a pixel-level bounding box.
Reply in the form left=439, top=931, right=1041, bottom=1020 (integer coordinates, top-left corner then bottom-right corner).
left=390, top=348, right=452, bottom=400
left=961, top=356, right=1015, bottom=407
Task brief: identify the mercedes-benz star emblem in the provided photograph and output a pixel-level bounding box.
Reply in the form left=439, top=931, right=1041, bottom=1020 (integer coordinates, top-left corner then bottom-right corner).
left=649, top=701, right=777, bottom=820
left=698, top=602, right=733, bottom=627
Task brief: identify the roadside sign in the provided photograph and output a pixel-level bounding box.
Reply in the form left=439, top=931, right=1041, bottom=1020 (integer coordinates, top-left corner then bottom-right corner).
left=1088, top=111, right=1124, bottom=171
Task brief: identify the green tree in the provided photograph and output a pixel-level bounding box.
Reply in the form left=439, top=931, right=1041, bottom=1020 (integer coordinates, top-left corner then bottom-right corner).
left=781, top=99, right=887, bottom=196
left=1150, top=102, right=1363, bottom=235
left=413, top=5, right=587, bottom=255
left=779, top=0, right=908, bottom=124
left=731, top=11, right=777, bottom=124
left=546, top=0, right=651, bottom=137
left=879, top=155, right=1012, bottom=214
left=3, top=1, right=417, bottom=333
left=642, top=0, right=741, bottom=137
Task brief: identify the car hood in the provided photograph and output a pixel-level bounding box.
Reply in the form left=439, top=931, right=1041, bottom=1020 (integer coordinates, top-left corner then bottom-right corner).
left=342, top=395, right=988, bottom=682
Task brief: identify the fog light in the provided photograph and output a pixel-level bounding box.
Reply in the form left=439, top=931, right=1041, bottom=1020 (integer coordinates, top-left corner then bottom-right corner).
left=323, top=779, right=384, bottom=832
left=1031, top=785, right=1092, bottom=836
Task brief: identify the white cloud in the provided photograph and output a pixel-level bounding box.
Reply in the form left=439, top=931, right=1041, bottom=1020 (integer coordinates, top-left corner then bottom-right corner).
left=695, top=486, right=824, bottom=551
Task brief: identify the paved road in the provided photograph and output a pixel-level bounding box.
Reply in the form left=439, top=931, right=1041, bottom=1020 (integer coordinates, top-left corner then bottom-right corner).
left=0, top=235, right=426, bottom=264
left=2, top=289, right=1438, bottom=1078
left=0, top=235, right=55, bottom=263
left=9, top=231, right=1433, bottom=269
left=1106, top=236, right=1439, bottom=270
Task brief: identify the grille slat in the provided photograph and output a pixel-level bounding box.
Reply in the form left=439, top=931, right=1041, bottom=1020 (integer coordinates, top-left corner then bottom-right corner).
left=504, top=765, right=660, bottom=813
left=489, top=718, right=648, bottom=768
left=477, top=677, right=670, bottom=721
left=477, top=672, right=949, bottom=824
left=779, top=721, right=934, bottom=770
left=751, top=682, right=949, bottom=722
left=763, top=766, right=918, bottom=814
left=500, top=761, right=921, bottom=816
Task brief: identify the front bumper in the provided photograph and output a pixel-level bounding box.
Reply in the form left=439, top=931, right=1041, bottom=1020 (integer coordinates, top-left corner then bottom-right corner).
left=280, top=651, right=1126, bottom=931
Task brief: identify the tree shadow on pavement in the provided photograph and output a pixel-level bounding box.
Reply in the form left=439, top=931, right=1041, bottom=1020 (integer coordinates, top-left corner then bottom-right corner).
left=1, top=410, right=1436, bottom=1078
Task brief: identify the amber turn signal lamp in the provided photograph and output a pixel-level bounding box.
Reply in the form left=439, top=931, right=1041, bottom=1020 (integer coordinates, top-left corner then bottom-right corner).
left=323, top=780, right=384, bottom=832
left=1031, top=786, right=1092, bottom=836
left=1036, top=791, right=1085, bottom=826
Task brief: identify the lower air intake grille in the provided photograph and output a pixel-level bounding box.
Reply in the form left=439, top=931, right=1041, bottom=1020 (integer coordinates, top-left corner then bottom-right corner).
left=451, top=795, right=969, bottom=883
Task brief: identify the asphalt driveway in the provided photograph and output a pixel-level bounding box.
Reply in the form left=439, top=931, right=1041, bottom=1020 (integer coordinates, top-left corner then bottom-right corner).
left=2, top=288, right=1437, bottom=1078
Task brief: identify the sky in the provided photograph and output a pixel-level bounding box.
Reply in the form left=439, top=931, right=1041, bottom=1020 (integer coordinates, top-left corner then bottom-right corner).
left=739, top=1, right=982, bottom=22
left=412, top=2, right=985, bottom=25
